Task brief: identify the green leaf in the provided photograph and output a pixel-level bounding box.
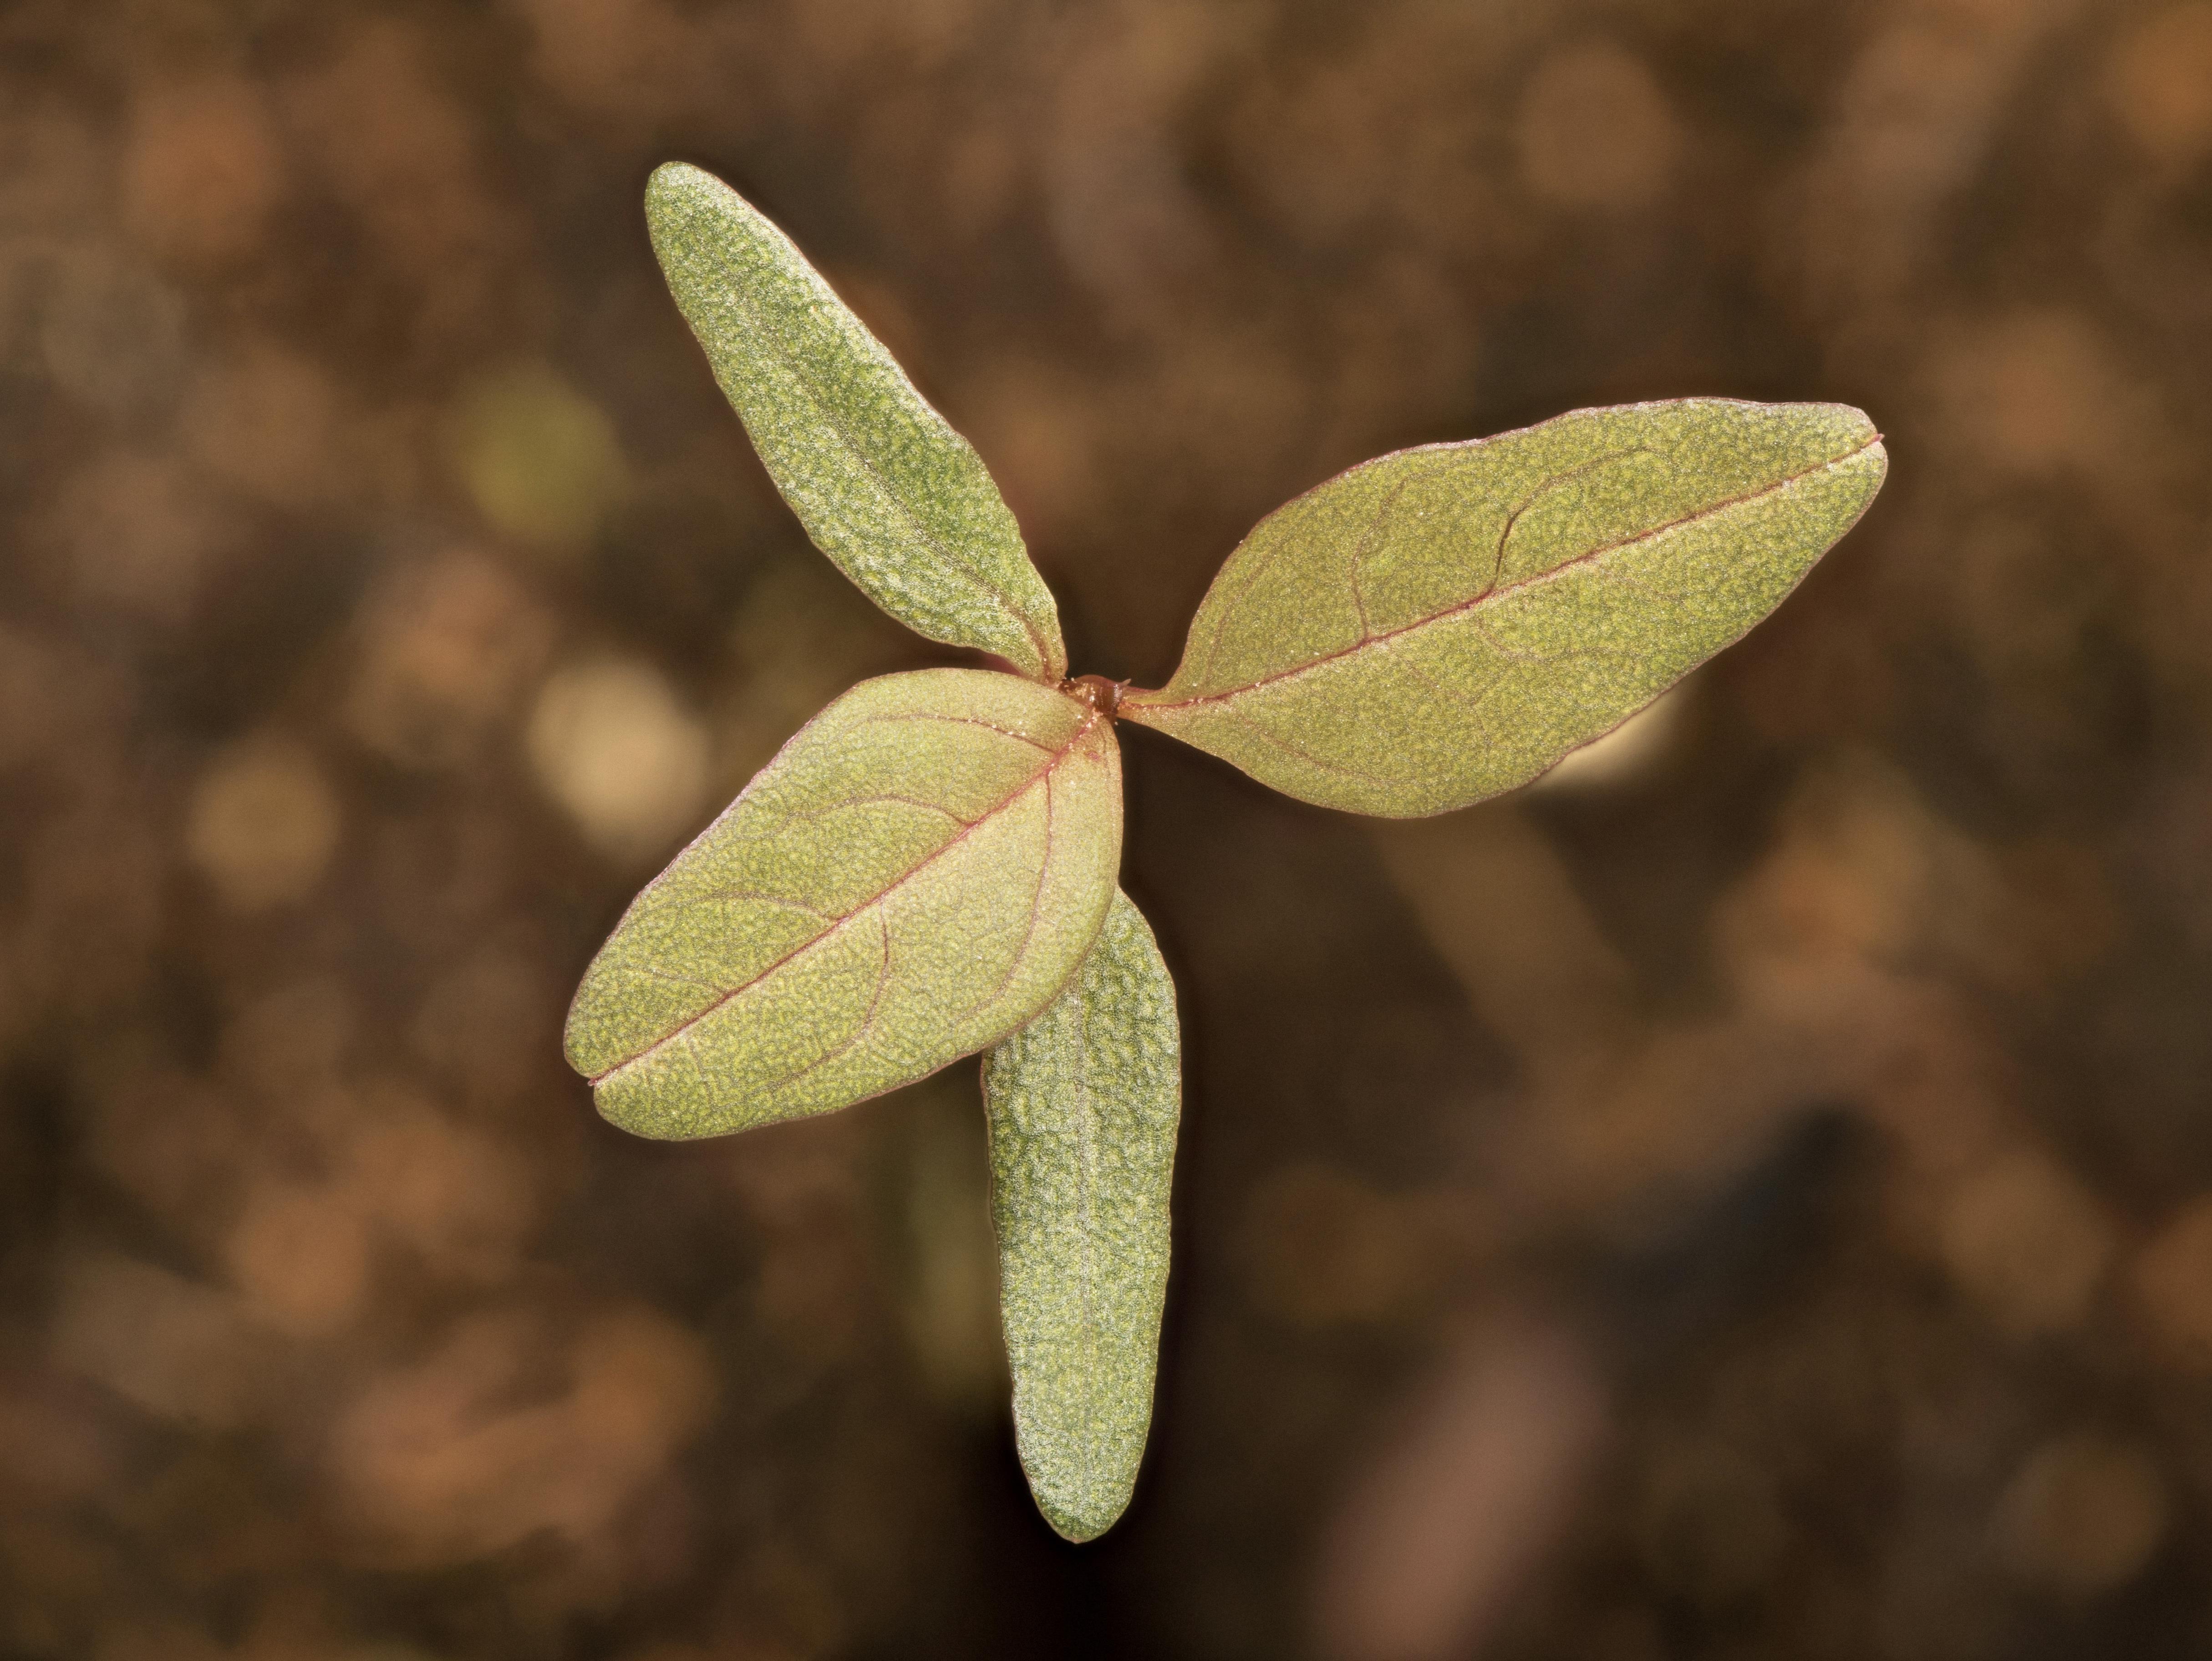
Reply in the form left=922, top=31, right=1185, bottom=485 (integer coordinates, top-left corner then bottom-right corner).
left=1121, top=399, right=1886, bottom=816
left=981, top=888, right=1180, bottom=1543
left=565, top=669, right=1119, bottom=1138
left=645, top=162, right=1068, bottom=682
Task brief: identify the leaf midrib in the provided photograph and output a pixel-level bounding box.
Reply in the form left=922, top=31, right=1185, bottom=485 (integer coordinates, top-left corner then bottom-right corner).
left=589, top=706, right=1100, bottom=1086
left=1126, top=433, right=1882, bottom=715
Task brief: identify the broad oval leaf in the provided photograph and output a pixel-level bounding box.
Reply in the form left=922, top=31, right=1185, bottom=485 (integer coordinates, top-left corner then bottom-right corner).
left=1121, top=399, right=1887, bottom=816
left=982, top=888, right=1180, bottom=1542
left=645, top=162, right=1067, bottom=682
left=566, top=669, right=1120, bottom=1138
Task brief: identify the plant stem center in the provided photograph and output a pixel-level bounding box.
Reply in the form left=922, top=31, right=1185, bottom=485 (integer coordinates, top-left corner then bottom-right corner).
left=1062, top=675, right=1124, bottom=721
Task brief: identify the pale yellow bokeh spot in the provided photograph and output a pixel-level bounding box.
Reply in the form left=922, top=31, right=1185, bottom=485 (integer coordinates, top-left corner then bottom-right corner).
left=1535, top=681, right=1689, bottom=792
left=447, top=361, right=630, bottom=552
left=186, top=735, right=342, bottom=912
left=527, top=656, right=711, bottom=863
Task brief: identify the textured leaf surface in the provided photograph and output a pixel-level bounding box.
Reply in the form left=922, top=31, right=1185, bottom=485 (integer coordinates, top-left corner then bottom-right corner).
left=1122, top=399, right=1886, bottom=816
left=982, top=888, right=1179, bottom=1542
left=645, top=162, right=1066, bottom=681
left=565, top=669, right=1119, bottom=1138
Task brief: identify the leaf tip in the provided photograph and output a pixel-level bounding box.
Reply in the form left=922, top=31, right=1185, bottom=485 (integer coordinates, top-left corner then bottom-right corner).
left=1037, top=1490, right=1129, bottom=1544
left=643, top=161, right=742, bottom=254
left=589, top=1065, right=703, bottom=1142
left=644, top=158, right=710, bottom=208
left=559, top=977, right=612, bottom=1083
left=1833, top=419, right=1890, bottom=503
left=1825, top=402, right=1885, bottom=459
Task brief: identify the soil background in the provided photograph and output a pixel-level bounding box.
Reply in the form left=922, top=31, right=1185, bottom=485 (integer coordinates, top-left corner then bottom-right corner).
left=6, top=1, right=2212, bottom=1657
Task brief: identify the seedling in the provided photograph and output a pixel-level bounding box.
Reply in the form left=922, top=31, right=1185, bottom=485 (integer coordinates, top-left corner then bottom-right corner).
left=564, top=162, right=1887, bottom=1541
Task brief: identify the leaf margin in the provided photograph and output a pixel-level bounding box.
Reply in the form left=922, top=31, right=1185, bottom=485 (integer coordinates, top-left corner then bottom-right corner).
left=981, top=885, right=1180, bottom=1543
left=645, top=160, right=1068, bottom=682
left=1119, top=397, right=1887, bottom=817
left=564, top=667, right=1121, bottom=1140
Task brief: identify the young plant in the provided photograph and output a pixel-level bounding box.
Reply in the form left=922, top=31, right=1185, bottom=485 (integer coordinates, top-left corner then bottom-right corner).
left=564, top=162, right=1888, bottom=1542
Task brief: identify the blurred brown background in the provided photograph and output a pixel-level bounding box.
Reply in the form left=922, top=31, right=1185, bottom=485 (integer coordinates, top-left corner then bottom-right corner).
left=5, top=0, right=2212, bottom=1656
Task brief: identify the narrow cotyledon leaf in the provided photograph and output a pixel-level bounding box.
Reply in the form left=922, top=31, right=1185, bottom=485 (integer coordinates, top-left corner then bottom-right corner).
left=982, top=888, right=1179, bottom=1543
left=1120, top=399, right=1887, bottom=817
left=645, top=162, right=1068, bottom=683
left=564, top=669, right=1119, bottom=1138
